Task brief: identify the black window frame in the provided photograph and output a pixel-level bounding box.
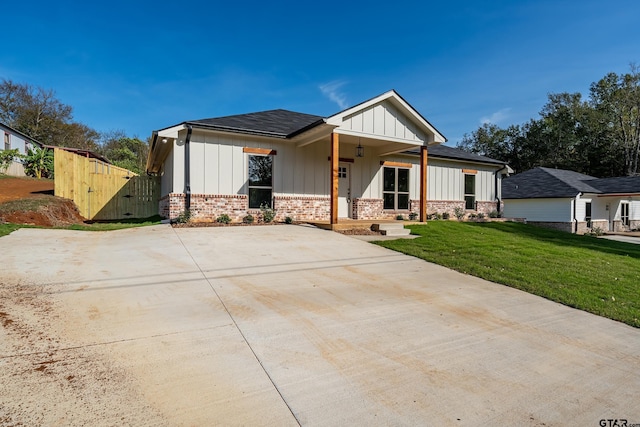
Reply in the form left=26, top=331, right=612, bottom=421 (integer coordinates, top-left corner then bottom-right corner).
left=248, top=154, right=273, bottom=209
left=621, top=202, right=630, bottom=226
left=585, top=201, right=592, bottom=228
left=382, top=166, right=410, bottom=211
left=464, top=174, right=476, bottom=210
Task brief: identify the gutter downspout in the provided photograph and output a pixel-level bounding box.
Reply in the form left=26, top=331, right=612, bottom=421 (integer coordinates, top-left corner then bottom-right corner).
left=184, top=125, right=193, bottom=212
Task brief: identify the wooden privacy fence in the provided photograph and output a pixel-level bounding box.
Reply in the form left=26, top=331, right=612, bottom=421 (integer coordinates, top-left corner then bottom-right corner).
left=54, top=148, right=160, bottom=220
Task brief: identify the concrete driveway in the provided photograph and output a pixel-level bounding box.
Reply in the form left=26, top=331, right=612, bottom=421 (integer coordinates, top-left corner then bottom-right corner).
left=1, top=224, right=639, bottom=426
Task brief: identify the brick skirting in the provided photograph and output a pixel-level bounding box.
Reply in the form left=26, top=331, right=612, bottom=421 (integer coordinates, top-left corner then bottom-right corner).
left=273, top=196, right=330, bottom=221
left=160, top=193, right=506, bottom=223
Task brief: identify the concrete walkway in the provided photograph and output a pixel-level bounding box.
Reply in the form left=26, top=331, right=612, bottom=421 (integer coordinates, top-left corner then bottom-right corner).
left=1, top=224, right=639, bottom=425
left=601, top=234, right=640, bottom=245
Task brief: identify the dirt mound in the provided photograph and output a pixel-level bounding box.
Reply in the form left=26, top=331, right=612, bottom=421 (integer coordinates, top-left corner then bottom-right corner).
left=0, top=177, right=85, bottom=226
left=1, top=198, right=85, bottom=226
left=0, top=177, right=54, bottom=203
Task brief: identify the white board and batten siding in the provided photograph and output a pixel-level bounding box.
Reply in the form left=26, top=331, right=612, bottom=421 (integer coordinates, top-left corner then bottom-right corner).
left=340, top=100, right=428, bottom=144
left=503, top=198, right=573, bottom=222
left=166, top=129, right=331, bottom=198
left=426, top=159, right=498, bottom=202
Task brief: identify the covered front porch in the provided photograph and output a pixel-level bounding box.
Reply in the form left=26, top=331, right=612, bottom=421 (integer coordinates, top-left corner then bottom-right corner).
left=290, top=90, right=446, bottom=225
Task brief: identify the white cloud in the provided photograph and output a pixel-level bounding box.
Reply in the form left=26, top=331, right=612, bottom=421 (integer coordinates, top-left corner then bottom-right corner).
left=319, top=80, right=348, bottom=110
left=480, top=108, right=511, bottom=125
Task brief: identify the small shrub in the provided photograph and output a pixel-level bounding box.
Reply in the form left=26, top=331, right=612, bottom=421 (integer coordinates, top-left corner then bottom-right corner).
left=216, top=214, right=231, bottom=224
left=260, top=203, right=276, bottom=223
left=436, top=212, right=443, bottom=220
left=396, top=214, right=404, bottom=220
left=454, top=207, right=465, bottom=221
left=284, top=216, right=293, bottom=224
left=175, top=210, right=191, bottom=224
left=488, top=210, right=499, bottom=218
left=408, top=212, right=418, bottom=220
left=585, top=226, right=604, bottom=237
left=442, top=212, right=450, bottom=220
left=468, top=213, right=477, bottom=220
left=0, top=149, right=21, bottom=173
left=477, top=213, right=485, bottom=220
left=243, top=214, right=254, bottom=224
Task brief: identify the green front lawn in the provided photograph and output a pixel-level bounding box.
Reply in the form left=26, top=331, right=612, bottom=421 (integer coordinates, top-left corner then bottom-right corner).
left=376, top=221, right=640, bottom=328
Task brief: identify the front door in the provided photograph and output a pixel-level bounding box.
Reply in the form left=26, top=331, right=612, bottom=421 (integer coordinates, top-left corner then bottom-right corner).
left=338, top=163, right=351, bottom=218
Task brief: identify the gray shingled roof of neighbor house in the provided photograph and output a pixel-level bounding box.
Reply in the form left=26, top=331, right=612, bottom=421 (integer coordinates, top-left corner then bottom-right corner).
left=187, top=109, right=325, bottom=138
left=503, top=167, right=640, bottom=199
left=587, top=176, right=640, bottom=194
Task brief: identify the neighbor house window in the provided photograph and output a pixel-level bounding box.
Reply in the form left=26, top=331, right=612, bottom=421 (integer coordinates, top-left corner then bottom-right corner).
left=464, top=174, right=476, bottom=210
left=585, top=202, right=592, bottom=228
left=383, top=167, right=409, bottom=210
left=248, top=155, right=273, bottom=208
left=3, top=133, right=9, bottom=151
left=621, top=202, right=630, bottom=226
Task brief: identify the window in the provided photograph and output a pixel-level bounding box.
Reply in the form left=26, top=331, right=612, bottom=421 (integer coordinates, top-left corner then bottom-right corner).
left=3, top=133, right=9, bottom=151
left=338, top=166, right=347, bottom=178
left=383, top=167, right=410, bottom=210
left=621, top=202, right=630, bottom=227
left=585, top=202, right=592, bottom=228
left=464, top=174, right=476, bottom=210
left=248, top=155, right=273, bottom=208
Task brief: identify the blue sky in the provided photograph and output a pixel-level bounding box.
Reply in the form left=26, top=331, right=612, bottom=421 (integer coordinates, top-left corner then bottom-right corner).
left=2, top=0, right=638, bottom=145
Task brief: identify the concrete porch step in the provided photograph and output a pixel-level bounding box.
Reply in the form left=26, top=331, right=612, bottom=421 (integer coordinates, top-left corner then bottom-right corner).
left=371, top=223, right=411, bottom=236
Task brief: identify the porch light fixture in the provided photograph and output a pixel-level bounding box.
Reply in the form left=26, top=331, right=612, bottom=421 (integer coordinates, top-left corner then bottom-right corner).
left=161, top=138, right=168, bottom=144
left=356, top=141, right=364, bottom=158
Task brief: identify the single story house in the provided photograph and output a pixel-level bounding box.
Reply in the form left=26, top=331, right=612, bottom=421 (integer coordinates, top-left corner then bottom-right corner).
left=0, top=121, right=43, bottom=176
left=502, top=167, right=640, bottom=233
left=146, top=90, right=511, bottom=224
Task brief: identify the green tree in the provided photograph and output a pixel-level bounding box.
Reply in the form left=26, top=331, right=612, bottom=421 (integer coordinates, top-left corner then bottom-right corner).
left=99, top=131, right=149, bottom=174
left=0, top=79, right=99, bottom=149
left=458, top=64, right=640, bottom=177
left=0, top=148, right=22, bottom=173
left=589, top=66, right=640, bottom=176
left=24, top=147, right=54, bottom=179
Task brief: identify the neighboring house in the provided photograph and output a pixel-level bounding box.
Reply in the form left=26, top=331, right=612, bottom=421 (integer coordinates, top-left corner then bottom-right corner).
left=146, top=90, right=510, bottom=224
left=502, top=167, right=640, bottom=233
left=0, top=122, right=43, bottom=176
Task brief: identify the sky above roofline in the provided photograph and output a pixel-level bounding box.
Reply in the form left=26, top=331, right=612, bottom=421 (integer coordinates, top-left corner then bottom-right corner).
left=1, top=1, right=638, bottom=145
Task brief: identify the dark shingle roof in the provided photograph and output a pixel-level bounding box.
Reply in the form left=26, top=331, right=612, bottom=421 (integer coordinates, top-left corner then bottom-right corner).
left=402, top=145, right=508, bottom=166
left=187, top=109, right=325, bottom=138
left=427, top=145, right=507, bottom=165
left=502, top=167, right=616, bottom=199
left=587, top=176, right=640, bottom=194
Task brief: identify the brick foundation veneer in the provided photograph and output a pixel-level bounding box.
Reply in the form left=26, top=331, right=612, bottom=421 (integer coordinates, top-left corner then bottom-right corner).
left=273, top=196, right=330, bottom=221
left=527, top=221, right=574, bottom=233
left=160, top=193, right=249, bottom=222
left=352, top=198, right=384, bottom=219
left=159, top=193, right=331, bottom=222
left=160, top=192, right=508, bottom=222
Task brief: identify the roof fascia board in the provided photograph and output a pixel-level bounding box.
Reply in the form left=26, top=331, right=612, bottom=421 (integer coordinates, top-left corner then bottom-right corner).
left=596, top=193, right=640, bottom=197
left=157, top=124, right=186, bottom=139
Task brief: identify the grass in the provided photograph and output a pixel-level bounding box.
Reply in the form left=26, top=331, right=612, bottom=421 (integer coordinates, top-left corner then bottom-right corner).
left=376, top=221, right=640, bottom=328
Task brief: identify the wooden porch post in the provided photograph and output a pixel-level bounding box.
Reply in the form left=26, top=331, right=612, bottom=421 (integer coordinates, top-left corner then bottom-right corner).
left=420, top=145, right=428, bottom=222
left=330, top=133, right=339, bottom=225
